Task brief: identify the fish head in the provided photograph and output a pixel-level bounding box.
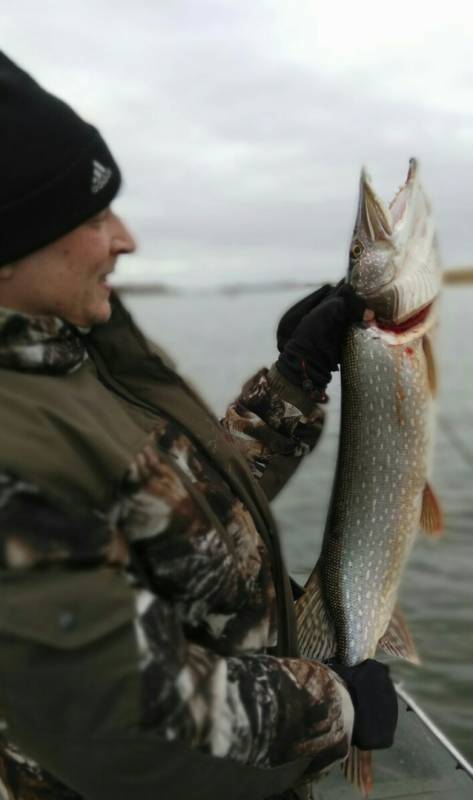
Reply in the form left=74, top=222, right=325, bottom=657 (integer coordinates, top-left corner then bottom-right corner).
left=349, top=166, right=397, bottom=298
left=348, top=159, right=441, bottom=324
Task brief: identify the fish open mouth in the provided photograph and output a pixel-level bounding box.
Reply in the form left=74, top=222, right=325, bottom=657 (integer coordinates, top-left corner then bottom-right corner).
left=389, top=157, right=418, bottom=226
left=357, top=157, right=418, bottom=244
left=376, top=301, right=433, bottom=333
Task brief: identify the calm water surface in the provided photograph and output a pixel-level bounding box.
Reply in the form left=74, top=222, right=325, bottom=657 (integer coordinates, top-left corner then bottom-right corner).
left=125, top=286, right=473, bottom=762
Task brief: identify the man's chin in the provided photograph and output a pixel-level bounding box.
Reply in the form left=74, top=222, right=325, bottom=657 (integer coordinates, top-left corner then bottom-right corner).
left=82, top=299, right=113, bottom=328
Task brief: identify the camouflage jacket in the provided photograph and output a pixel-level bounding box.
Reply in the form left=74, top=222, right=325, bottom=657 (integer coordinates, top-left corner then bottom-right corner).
left=0, top=305, right=353, bottom=800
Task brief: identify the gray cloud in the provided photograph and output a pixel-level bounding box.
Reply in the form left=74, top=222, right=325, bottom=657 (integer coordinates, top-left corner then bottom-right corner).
left=3, top=1, right=472, bottom=284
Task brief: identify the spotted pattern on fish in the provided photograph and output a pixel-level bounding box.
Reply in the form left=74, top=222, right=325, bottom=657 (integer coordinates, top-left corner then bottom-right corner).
left=321, top=322, right=434, bottom=665
left=311, top=160, right=443, bottom=672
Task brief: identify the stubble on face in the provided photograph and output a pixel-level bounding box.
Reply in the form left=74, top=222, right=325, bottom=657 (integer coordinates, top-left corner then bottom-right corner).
left=0, top=210, right=135, bottom=327
left=57, top=244, right=115, bottom=327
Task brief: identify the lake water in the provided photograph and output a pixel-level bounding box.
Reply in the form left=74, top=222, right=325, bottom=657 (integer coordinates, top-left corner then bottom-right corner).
left=124, top=285, right=473, bottom=763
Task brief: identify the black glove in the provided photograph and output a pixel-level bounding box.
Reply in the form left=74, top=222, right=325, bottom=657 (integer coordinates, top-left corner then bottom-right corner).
left=276, top=283, right=336, bottom=352
left=276, top=283, right=367, bottom=392
left=328, top=659, right=398, bottom=750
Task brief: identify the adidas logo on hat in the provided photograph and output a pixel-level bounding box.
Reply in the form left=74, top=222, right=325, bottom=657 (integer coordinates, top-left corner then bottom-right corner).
left=91, top=159, right=112, bottom=194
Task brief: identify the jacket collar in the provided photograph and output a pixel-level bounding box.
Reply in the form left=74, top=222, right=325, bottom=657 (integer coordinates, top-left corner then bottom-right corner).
left=0, top=306, right=88, bottom=375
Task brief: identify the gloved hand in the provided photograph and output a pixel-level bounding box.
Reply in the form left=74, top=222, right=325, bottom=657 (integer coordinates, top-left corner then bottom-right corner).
left=328, top=659, right=398, bottom=750
left=276, top=283, right=369, bottom=392
left=276, top=283, right=338, bottom=352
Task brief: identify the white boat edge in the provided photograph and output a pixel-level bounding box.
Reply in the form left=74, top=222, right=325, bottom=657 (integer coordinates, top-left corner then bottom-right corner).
left=395, top=683, right=473, bottom=779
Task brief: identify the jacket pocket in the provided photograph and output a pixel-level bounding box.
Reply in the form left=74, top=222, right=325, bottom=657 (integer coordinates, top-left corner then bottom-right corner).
left=0, top=566, right=135, bottom=649
left=0, top=567, right=141, bottom=739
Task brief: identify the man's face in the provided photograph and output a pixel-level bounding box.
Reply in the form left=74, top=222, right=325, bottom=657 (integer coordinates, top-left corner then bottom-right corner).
left=0, top=208, right=136, bottom=326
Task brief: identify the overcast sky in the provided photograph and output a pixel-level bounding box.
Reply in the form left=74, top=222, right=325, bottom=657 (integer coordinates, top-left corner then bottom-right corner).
left=4, top=1, right=473, bottom=286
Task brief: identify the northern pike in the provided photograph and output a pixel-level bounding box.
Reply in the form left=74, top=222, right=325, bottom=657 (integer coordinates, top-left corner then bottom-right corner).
left=295, top=158, right=443, bottom=794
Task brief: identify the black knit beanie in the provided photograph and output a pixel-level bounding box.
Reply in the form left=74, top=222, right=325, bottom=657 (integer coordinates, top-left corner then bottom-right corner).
left=0, top=52, right=122, bottom=267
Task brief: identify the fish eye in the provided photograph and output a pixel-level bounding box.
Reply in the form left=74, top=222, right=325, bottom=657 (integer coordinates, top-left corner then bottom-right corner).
left=351, top=240, right=364, bottom=259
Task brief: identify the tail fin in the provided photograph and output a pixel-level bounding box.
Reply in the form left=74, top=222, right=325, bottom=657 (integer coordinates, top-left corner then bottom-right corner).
left=343, top=746, right=373, bottom=798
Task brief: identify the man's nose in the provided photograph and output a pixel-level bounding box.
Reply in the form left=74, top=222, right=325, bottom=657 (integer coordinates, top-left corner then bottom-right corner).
left=110, top=213, right=137, bottom=254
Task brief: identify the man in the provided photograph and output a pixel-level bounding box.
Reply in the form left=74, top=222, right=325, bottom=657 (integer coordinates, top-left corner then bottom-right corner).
left=0, top=52, right=396, bottom=800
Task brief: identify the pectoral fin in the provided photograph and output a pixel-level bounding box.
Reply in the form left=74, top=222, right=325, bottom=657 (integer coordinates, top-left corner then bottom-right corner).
left=378, top=604, right=420, bottom=664
left=295, top=562, right=337, bottom=661
left=420, top=482, right=444, bottom=537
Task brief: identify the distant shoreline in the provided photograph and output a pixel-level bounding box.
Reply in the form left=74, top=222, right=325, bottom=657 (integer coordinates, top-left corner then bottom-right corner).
left=114, top=280, right=315, bottom=296
left=114, top=268, right=473, bottom=296
left=442, top=268, right=473, bottom=284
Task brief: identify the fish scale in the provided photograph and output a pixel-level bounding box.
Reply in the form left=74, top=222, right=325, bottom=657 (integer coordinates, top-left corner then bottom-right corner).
left=322, top=322, right=432, bottom=665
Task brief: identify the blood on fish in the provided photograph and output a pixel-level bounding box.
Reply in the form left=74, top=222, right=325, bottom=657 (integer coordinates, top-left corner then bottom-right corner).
left=377, top=303, right=432, bottom=333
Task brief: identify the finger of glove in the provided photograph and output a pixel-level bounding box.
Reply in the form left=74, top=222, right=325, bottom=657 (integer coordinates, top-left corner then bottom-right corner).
left=353, top=684, right=398, bottom=750
left=276, top=284, right=334, bottom=352
left=283, top=297, right=348, bottom=378
left=294, top=296, right=349, bottom=344
left=349, top=661, right=398, bottom=750
left=335, top=284, right=367, bottom=323
left=324, top=659, right=398, bottom=749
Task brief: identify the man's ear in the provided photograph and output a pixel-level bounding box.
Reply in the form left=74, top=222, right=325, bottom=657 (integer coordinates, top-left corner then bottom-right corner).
left=0, top=266, right=14, bottom=280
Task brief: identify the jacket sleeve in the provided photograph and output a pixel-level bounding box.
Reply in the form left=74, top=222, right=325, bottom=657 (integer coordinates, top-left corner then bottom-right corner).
left=0, top=472, right=353, bottom=800
left=221, top=365, right=326, bottom=501
left=144, top=327, right=326, bottom=502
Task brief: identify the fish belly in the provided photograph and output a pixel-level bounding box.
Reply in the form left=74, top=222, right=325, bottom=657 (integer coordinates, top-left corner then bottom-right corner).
left=321, top=325, right=433, bottom=666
